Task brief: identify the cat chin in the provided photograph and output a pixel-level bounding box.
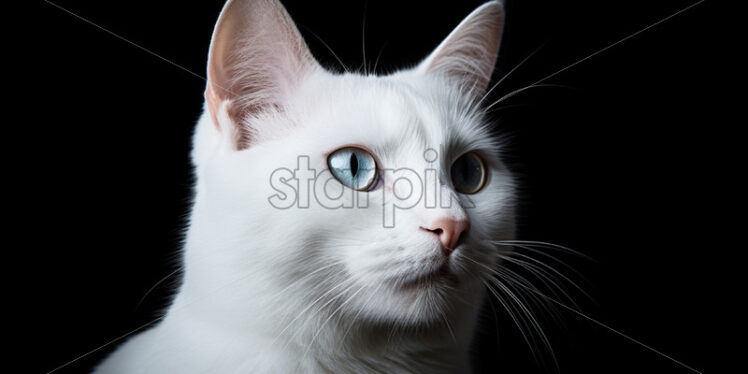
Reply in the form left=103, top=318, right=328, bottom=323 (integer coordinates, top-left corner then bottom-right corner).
left=394, top=259, right=459, bottom=291
left=348, top=271, right=480, bottom=325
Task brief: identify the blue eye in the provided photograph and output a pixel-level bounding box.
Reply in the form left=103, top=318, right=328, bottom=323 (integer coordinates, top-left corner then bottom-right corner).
left=328, top=147, right=379, bottom=191
left=451, top=152, right=486, bottom=194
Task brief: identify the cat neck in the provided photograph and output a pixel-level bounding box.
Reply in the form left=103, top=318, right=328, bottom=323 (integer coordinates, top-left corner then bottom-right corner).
left=165, top=283, right=480, bottom=373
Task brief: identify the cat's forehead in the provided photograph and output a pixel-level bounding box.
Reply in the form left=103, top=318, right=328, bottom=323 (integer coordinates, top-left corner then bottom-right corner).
left=292, top=73, right=496, bottom=164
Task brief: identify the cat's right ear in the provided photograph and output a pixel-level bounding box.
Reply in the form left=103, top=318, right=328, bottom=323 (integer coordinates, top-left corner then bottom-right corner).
left=205, top=0, right=319, bottom=150
left=415, top=1, right=505, bottom=97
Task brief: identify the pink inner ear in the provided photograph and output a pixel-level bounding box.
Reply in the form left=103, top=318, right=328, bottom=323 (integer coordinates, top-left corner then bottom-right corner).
left=204, top=0, right=319, bottom=149
left=205, top=84, right=222, bottom=131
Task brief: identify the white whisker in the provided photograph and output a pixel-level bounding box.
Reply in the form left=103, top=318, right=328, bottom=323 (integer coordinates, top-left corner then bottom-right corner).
left=478, top=44, right=546, bottom=107
left=483, top=84, right=573, bottom=112
left=488, top=275, right=559, bottom=371
left=509, top=250, right=594, bottom=303
left=510, top=244, right=592, bottom=283
left=492, top=239, right=594, bottom=261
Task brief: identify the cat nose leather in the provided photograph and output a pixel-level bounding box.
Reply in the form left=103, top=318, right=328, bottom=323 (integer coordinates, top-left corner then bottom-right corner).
left=421, top=218, right=470, bottom=255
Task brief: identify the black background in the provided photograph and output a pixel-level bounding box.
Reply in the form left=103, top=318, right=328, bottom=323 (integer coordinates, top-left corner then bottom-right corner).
left=30, top=0, right=724, bottom=373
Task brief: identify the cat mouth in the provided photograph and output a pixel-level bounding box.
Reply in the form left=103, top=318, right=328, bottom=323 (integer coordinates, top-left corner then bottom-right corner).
left=398, top=262, right=458, bottom=290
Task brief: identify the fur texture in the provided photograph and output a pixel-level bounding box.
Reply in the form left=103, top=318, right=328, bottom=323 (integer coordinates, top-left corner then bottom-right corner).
left=95, top=1, right=514, bottom=373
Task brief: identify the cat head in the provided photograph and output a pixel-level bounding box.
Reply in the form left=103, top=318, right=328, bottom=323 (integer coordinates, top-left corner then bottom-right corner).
left=188, top=0, right=514, bottom=326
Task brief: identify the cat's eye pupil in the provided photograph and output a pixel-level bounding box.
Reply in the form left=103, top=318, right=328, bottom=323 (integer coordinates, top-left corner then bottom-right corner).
left=328, top=147, right=378, bottom=191
left=350, top=153, right=359, bottom=177
left=451, top=152, right=486, bottom=194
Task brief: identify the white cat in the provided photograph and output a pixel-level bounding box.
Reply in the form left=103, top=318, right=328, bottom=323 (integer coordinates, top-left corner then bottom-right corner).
left=95, top=0, right=515, bottom=372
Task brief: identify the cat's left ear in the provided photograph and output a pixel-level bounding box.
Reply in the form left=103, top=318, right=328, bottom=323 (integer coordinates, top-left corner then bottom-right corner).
left=205, top=0, right=320, bottom=150
left=416, top=1, right=505, bottom=96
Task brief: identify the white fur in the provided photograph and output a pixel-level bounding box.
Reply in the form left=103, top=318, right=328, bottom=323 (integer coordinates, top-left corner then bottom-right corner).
left=95, top=1, right=514, bottom=373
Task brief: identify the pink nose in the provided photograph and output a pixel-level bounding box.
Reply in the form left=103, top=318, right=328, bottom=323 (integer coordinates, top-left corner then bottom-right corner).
left=421, top=218, right=470, bottom=255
